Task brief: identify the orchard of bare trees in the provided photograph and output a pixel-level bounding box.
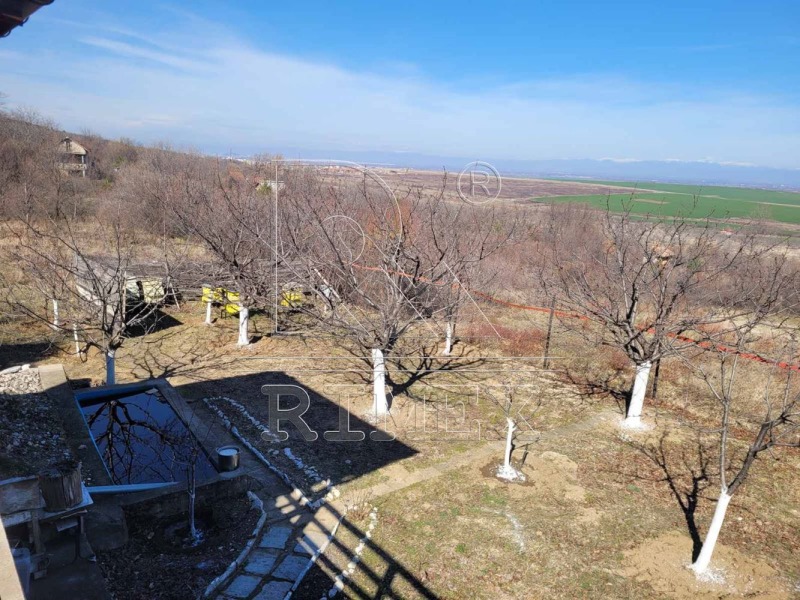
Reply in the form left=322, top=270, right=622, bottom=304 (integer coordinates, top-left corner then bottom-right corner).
left=2, top=105, right=800, bottom=582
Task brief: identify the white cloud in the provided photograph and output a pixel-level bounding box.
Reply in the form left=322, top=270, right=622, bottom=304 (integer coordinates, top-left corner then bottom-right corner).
left=1, top=11, right=799, bottom=168
left=78, top=36, right=211, bottom=72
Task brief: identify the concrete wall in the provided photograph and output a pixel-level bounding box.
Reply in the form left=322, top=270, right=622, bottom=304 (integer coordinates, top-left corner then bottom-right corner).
left=121, top=475, right=254, bottom=522
left=0, top=517, right=25, bottom=600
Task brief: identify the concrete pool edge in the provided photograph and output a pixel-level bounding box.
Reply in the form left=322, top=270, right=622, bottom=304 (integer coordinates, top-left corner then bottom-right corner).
left=74, top=378, right=220, bottom=489
left=34, top=365, right=277, bottom=572
left=39, top=366, right=269, bottom=497
left=40, top=364, right=114, bottom=487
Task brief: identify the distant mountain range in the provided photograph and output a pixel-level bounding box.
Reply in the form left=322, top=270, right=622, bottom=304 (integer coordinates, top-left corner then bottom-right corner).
left=267, top=148, right=800, bottom=191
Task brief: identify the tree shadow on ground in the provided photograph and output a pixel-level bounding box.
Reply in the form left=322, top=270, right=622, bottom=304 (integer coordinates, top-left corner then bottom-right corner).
left=127, top=327, right=240, bottom=381
left=337, top=339, right=488, bottom=409
left=386, top=342, right=487, bottom=404
left=616, top=430, right=717, bottom=561
left=125, top=309, right=183, bottom=339
left=560, top=365, right=629, bottom=415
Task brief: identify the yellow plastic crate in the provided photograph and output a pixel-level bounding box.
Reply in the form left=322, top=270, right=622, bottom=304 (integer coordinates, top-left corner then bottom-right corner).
left=201, top=286, right=223, bottom=303
left=222, top=289, right=240, bottom=314
left=203, top=286, right=240, bottom=314
left=280, top=289, right=305, bottom=308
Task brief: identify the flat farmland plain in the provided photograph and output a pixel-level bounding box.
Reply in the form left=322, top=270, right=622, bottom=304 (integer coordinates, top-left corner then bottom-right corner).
left=364, top=168, right=800, bottom=225
left=543, top=179, right=800, bottom=224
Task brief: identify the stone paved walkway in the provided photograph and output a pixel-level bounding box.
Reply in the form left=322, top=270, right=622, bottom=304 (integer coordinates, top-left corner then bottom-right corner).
left=215, top=439, right=504, bottom=599
left=197, top=395, right=345, bottom=600
left=214, top=492, right=343, bottom=599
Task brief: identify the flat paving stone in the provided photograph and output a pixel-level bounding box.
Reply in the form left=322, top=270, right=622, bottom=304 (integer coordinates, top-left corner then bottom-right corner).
left=271, top=554, right=309, bottom=581
left=288, top=512, right=312, bottom=526
left=253, top=580, right=292, bottom=599
left=259, top=526, right=293, bottom=549
left=224, top=574, right=261, bottom=598
left=244, top=550, right=279, bottom=576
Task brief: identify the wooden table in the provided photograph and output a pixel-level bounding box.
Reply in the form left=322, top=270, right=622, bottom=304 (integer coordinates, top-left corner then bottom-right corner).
left=1, top=479, right=93, bottom=578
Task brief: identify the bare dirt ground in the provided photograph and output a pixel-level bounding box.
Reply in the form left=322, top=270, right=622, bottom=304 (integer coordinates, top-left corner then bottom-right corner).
left=0, top=368, right=74, bottom=478
left=619, top=532, right=788, bottom=600
left=322, top=410, right=799, bottom=599
left=97, top=494, right=260, bottom=600
left=634, top=198, right=667, bottom=205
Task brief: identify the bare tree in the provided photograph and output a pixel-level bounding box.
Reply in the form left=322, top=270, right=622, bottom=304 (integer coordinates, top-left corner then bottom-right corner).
left=676, top=249, right=799, bottom=575
left=0, top=107, right=95, bottom=223
left=0, top=107, right=146, bottom=380
left=481, top=384, right=541, bottom=481
left=130, top=151, right=284, bottom=346
left=3, top=197, right=177, bottom=384
left=280, top=166, right=512, bottom=417
left=543, top=201, right=766, bottom=427
left=170, top=433, right=204, bottom=546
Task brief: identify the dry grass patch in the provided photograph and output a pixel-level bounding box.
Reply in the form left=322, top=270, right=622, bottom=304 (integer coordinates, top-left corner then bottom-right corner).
left=341, top=410, right=800, bottom=599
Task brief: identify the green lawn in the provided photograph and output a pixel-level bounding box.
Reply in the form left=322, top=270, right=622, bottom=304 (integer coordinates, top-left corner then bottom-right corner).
left=535, top=180, right=800, bottom=224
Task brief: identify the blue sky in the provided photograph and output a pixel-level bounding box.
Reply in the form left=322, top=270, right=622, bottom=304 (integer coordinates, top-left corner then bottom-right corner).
left=1, top=1, right=799, bottom=168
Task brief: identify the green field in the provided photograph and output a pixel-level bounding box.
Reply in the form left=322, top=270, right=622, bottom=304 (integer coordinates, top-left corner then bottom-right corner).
left=538, top=180, right=800, bottom=225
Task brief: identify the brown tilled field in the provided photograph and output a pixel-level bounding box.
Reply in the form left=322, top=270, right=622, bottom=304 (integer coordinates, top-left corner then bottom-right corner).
left=369, top=168, right=647, bottom=202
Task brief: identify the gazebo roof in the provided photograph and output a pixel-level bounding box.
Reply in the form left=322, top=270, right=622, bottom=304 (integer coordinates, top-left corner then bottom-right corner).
left=59, top=137, right=88, bottom=156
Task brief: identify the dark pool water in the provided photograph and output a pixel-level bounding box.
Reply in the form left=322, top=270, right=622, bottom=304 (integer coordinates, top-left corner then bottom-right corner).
left=79, top=389, right=216, bottom=485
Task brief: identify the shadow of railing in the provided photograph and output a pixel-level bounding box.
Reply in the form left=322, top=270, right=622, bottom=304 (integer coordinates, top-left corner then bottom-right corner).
left=294, top=502, right=439, bottom=599
left=175, top=371, right=434, bottom=597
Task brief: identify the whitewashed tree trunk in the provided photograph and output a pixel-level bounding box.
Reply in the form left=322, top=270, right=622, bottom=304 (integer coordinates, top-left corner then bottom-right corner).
left=443, top=321, right=453, bottom=356
left=691, top=489, right=732, bottom=575
left=204, top=301, right=213, bottom=325
left=496, top=416, right=525, bottom=481
left=237, top=305, right=249, bottom=346
left=624, top=360, right=652, bottom=426
left=105, top=349, right=116, bottom=385
left=73, top=323, right=81, bottom=355
left=51, top=299, right=60, bottom=329
left=503, top=417, right=515, bottom=469
left=372, top=348, right=389, bottom=416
